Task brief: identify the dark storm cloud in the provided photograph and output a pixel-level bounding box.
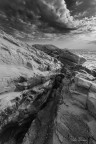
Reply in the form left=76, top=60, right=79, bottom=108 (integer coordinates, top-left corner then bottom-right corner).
left=0, top=0, right=95, bottom=30
left=0, top=0, right=76, bottom=29
left=37, top=0, right=75, bottom=28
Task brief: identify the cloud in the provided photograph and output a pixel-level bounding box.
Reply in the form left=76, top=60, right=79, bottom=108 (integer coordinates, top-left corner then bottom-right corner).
left=74, top=11, right=88, bottom=18
left=1, top=0, right=95, bottom=30
left=0, top=0, right=75, bottom=29
left=71, top=0, right=96, bottom=18
left=37, top=0, right=76, bottom=28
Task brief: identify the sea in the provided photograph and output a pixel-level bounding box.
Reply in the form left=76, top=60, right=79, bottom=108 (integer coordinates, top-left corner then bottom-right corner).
left=72, top=49, right=96, bottom=70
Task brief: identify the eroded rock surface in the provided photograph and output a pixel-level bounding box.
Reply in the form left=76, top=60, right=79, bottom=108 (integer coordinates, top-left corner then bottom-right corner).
left=0, top=36, right=96, bottom=144
left=33, top=44, right=86, bottom=65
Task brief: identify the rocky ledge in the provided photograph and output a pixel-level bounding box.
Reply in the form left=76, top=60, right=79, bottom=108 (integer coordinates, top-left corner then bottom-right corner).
left=0, top=35, right=96, bottom=144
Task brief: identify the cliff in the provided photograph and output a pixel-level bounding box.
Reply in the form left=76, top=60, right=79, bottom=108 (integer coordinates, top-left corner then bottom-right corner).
left=0, top=34, right=96, bottom=144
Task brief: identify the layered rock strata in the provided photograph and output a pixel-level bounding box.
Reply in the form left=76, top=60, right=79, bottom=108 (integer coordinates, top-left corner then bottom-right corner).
left=0, top=36, right=96, bottom=144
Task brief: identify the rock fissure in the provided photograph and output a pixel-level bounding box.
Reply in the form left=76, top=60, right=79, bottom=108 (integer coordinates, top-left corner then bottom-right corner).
left=0, top=42, right=96, bottom=144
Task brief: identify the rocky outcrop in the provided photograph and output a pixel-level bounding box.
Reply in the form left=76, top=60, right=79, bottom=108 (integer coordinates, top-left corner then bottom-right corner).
left=0, top=36, right=96, bottom=144
left=33, top=44, right=86, bottom=65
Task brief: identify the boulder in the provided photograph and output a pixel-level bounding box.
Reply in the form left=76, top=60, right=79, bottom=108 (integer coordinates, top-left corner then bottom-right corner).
left=75, top=74, right=96, bottom=92
left=75, top=76, right=91, bottom=89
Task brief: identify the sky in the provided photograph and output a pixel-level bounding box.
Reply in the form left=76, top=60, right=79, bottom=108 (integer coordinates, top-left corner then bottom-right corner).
left=0, top=0, right=96, bottom=50
left=31, top=32, right=96, bottom=50
left=37, top=0, right=96, bottom=50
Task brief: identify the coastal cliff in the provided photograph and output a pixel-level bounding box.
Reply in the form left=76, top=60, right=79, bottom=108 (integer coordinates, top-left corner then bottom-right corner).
left=0, top=34, right=96, bottom=144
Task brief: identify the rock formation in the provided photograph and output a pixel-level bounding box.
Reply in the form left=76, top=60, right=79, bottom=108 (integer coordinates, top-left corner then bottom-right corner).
left=0, top=34, right=96, bottom=144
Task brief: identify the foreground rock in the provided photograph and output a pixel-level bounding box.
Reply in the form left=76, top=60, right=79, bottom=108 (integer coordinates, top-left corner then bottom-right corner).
left=0, top=36, right=96, bottom=144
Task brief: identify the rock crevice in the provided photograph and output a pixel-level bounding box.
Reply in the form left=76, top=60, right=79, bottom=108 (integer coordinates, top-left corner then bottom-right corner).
left=0, top=40, right=96, bottom=144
